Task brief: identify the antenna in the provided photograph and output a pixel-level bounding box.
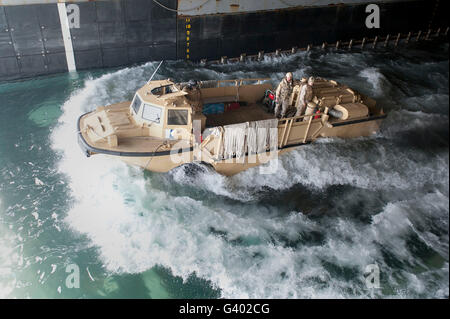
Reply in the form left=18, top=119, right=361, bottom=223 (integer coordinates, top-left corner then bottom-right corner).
left=147, top=60, right=164, bottom=83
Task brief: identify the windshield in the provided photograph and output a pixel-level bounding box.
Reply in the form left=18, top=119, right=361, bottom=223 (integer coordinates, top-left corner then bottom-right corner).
left=151, top=85, right=176, bottom=96
left=131, top=94, right=142, bottom=114
left=167, top=109, right=188, bottom=125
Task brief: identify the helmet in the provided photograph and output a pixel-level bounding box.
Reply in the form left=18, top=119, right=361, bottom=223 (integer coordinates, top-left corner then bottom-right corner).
left=188, top=79, right=198, bottom=87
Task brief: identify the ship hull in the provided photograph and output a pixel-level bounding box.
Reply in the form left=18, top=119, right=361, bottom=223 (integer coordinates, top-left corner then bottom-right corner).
left=1, top=0, right=448, bottom=81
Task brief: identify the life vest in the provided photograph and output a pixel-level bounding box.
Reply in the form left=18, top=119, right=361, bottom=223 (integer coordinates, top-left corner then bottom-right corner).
left=314, top=109, right=321, bottom=119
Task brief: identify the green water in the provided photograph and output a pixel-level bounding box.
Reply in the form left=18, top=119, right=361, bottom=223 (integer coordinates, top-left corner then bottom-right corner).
left=0, top=44, right=448, bottom=298
left=0, top=71, right=220, bottom=298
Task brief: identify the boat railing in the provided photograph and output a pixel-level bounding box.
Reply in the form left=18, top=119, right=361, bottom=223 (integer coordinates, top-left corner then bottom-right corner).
left=202, top=111, right=327, bottom=159
left=278, top=112, right=327, bottom=147
left=199, top=78, right=272, bottom=88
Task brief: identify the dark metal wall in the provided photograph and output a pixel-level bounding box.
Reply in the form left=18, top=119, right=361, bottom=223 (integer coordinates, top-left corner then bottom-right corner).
left=0, top=4, right=67, bottom=81
left=72, top=0, right=177, bottom=70
left=0, top=0, right=447, bottom=82
left=176, top=0, right=446, bottom=61
left=0, top=0, right=177, bottom=81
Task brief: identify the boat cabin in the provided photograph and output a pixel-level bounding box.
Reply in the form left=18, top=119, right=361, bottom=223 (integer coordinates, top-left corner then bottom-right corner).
left=128, top=78, right=275, bottom=142
left=129, top=79, right=193, bottom=141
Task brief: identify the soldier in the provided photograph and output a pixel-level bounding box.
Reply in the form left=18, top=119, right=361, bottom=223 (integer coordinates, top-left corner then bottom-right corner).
left=183, top=80, right=203, bottom=114
left=299, top=77, right=307, bottom=87
left=296, top=76, right=315, bottom=117
left=293, top=77, right=307, bottom=112
left=274, top=72, right=295, bottom=118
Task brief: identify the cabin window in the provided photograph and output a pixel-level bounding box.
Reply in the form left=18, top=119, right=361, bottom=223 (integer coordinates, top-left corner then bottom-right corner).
left=142, top=104, right=162, bottom=123
left=151, top=86, right=163, bottom=96
left=131, top=94, right=142, bottom=114
left=167, top=109, right=188, bottom=126
left=151, top=85, right=175, bottom=96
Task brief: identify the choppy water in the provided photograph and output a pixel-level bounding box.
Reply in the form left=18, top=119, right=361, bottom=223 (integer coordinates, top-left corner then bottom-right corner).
left=0, top=43, right=448, bottom=298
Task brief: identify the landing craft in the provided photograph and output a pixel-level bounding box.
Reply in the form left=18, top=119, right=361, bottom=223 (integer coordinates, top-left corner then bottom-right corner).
left=77, top=77, right=386, bottom=175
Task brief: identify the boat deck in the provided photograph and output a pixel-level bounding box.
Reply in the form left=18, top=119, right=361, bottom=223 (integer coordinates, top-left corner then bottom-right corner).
left=205, top=103, right=275, bottom=128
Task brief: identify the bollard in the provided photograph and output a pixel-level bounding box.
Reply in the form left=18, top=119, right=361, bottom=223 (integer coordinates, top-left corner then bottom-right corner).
left=275, top=49, right=281, bottom=56
left=220, top=56, right=227, bottom=64
left=306, top=44, right=312, bottom=52
left=258, top=51, right=264, bottom=61
left=425, top=29, right=431, bottom=40
left=372, top=36, right=378, bottom=49
left=436, top=28, right=441, bottom=37
left=406, top=31, right=411, bottom=43
left=348, top=39, right=353, bottom=50
left=445, top=27, right=449, bottom=36
left=361, top=37, right=366, bottom=49
left=239, top=53, right=246, bottom=62
left=322, top=42, right=327, bottom=50
left=416, top=30, right=422, bottom=41
left=394, top=33, right=401, bottom=47
left=291, top=46, right=297, bottom=54
left=335, top=40, right=340, bottom=49
left=384, top=34, right=390, bottom=47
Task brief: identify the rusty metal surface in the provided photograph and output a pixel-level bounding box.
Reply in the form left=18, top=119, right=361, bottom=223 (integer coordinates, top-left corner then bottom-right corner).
left=0, top=0, right=411, bottom=9
left=177, top=0, right=410, bottom=16
left=0, top=0, right=92, bottom=6
left=176, top=0, right=440, bottom=61
left=1, top=0, right=446, bottom=81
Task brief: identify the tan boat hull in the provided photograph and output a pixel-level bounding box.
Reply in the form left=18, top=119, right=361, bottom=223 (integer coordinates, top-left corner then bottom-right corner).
left=119, top=152, right=195, bottom=173
left=77, top=77, right=385, bottom=176
left=209, top=118, right=383, bottom=176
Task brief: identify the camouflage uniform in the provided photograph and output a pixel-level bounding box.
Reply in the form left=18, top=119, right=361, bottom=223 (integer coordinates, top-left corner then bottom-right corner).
left=188, top=87, right=203, bottom=114
left=274, top=78, right=294, bottom=118
left=296, top=83, right=314, bottom=116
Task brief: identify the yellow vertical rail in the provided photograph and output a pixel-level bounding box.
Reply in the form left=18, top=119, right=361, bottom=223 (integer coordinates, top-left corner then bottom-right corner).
left=185, top=18, right=191, bottom=60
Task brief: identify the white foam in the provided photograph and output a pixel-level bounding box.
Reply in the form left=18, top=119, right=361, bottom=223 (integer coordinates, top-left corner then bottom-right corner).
left=172, top=135, right=448, bottom=201
left=0, top=227, right=19, bottom=298
left=359, top=67, right=391, bottom=97
left=34, top=177, right=44, bottom=186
